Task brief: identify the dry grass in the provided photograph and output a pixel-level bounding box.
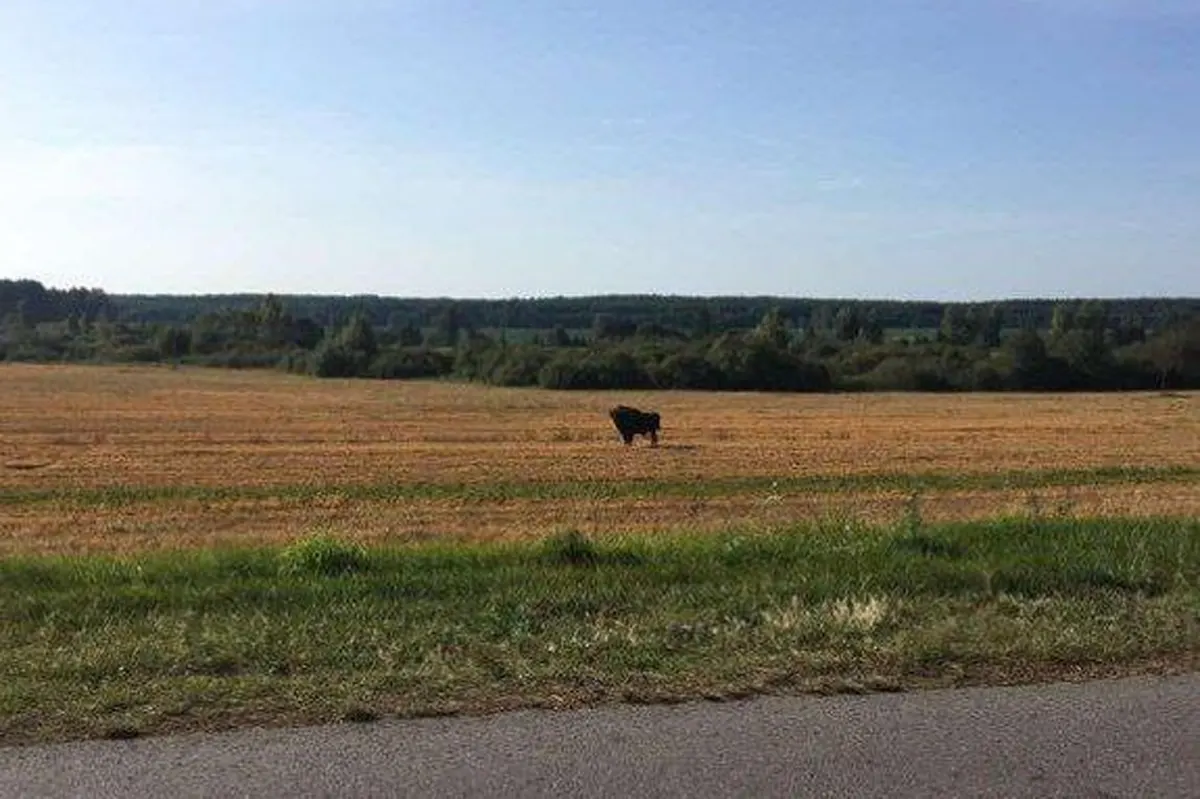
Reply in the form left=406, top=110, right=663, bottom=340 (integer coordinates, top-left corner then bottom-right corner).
left=1, top=363, right=1197, bottom=555
left=4, top=483, right=1200, bottom=558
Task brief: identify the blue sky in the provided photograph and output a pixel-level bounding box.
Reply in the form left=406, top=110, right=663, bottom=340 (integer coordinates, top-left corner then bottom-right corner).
left=1, top=1, right=1198, bottom=300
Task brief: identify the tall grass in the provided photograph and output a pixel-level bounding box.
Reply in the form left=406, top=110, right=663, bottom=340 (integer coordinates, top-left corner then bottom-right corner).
left=1, top=516, right=1197, bottom=745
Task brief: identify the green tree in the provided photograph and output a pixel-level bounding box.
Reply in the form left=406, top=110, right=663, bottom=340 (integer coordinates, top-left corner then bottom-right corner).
left=432, top=304, right=462, bottom=347
left=832, top=306, right=862, bottom=342
left=753, top=307, right=790, bottom=350
left=1049, top=301, right=1111, bottom=386
left=804, top=305, right=833, bottom=339
left=157, top=326, right=192, bottom=360
left=1074, top=300, right=1107, bottom=335
left=1050, top=303, right=1076, bottom=339
left=860, top=309, right=885, bottom=345
left=1004, top=328, right=1052, bottom=389
left=591, top=313, right=636, bottom=341
left=651, top=350, right=723, bottom=390
left=336, top=311, right=378, bottom=359
left=551, top=325, right=573, bottom=347
left=939, top=305, right=976, bottom=346
left=978, top=304, right=1004, bottom=348
left=1112, top=312, right=1146, bottom=347
left=254, top=294, right=290, bottom=349
left=1144, top=317, right=1200, bottom=388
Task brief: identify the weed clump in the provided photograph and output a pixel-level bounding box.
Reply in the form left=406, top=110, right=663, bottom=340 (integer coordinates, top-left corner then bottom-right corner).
left=893, top=534, right=967, bottom=560
left=102, top=724, right=141, bottom=741
left=541, top=530, right=600, bottom=566
left=279, top=534, right=370, bottom=577
left=342, top=706, right=381, bottom=724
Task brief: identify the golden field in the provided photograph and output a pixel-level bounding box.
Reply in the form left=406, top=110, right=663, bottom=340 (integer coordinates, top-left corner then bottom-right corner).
left=1, top=363, right=1197, bottom=556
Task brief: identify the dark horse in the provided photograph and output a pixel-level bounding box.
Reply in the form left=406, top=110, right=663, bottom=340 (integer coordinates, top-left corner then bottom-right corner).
left=609, top=405, right=661, bottom=447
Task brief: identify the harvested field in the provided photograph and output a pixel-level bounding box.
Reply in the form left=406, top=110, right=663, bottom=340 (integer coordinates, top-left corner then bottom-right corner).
left=5, top=482, right=1200, bottom=557
left=1, top=363, right=1197, bottom=555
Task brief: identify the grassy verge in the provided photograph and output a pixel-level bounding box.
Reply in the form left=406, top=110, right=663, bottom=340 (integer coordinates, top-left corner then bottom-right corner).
left=2, top=464, right=1196, bottom=509
left=2, top=516, right=1198, bottom=746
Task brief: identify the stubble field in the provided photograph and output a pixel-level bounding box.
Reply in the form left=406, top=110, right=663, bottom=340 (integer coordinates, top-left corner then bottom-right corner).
left=2, top=363, right=1197, bottom=557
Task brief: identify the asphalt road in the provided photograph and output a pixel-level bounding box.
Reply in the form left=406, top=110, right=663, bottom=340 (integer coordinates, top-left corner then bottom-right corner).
left=2, top=675, right=1197, bottom=798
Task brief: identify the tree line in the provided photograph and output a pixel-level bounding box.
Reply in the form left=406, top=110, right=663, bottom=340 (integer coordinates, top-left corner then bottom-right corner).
left=104, top=290, right=1198, bottom=337
left=1, top=279, right=1197, bottom=392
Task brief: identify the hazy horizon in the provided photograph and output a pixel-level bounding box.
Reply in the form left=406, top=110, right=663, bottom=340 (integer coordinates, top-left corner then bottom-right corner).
left=40, top=285, right=1200, bottom=304
left=3, top=1, right=1199, bottom=301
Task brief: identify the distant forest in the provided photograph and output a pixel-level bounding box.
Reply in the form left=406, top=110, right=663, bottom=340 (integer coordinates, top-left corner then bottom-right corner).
left=2, top=278, right=1198, bottom=392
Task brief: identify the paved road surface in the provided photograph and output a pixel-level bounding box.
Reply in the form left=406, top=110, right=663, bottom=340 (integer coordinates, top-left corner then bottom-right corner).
left=2, top=675, right=1197, bottom=798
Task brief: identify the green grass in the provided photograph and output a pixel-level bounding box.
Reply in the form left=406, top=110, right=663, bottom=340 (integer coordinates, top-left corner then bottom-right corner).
left=1, top=464, right=1196, bottom=509
left=1, top=516, right=1197, bottom=745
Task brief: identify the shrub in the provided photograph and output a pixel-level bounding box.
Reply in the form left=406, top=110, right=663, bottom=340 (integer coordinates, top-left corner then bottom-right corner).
left=487, top=346, right=552, bottom=386
left=541, top=530, right=600, bottom=566
left=857, top=355, right=952, bottom=391
left=105, top=345, right=163, bottom=364
left=196, top=351, right=286, bottom=370
left=279, top=535, right=371, bottom=577
left=308, top=342, right=367, bottom=378
left=650, top=351, right=725, bottom=390
left=537, top=348, right=654, bottom=390
left=367, top=348, right=453, bottom=380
